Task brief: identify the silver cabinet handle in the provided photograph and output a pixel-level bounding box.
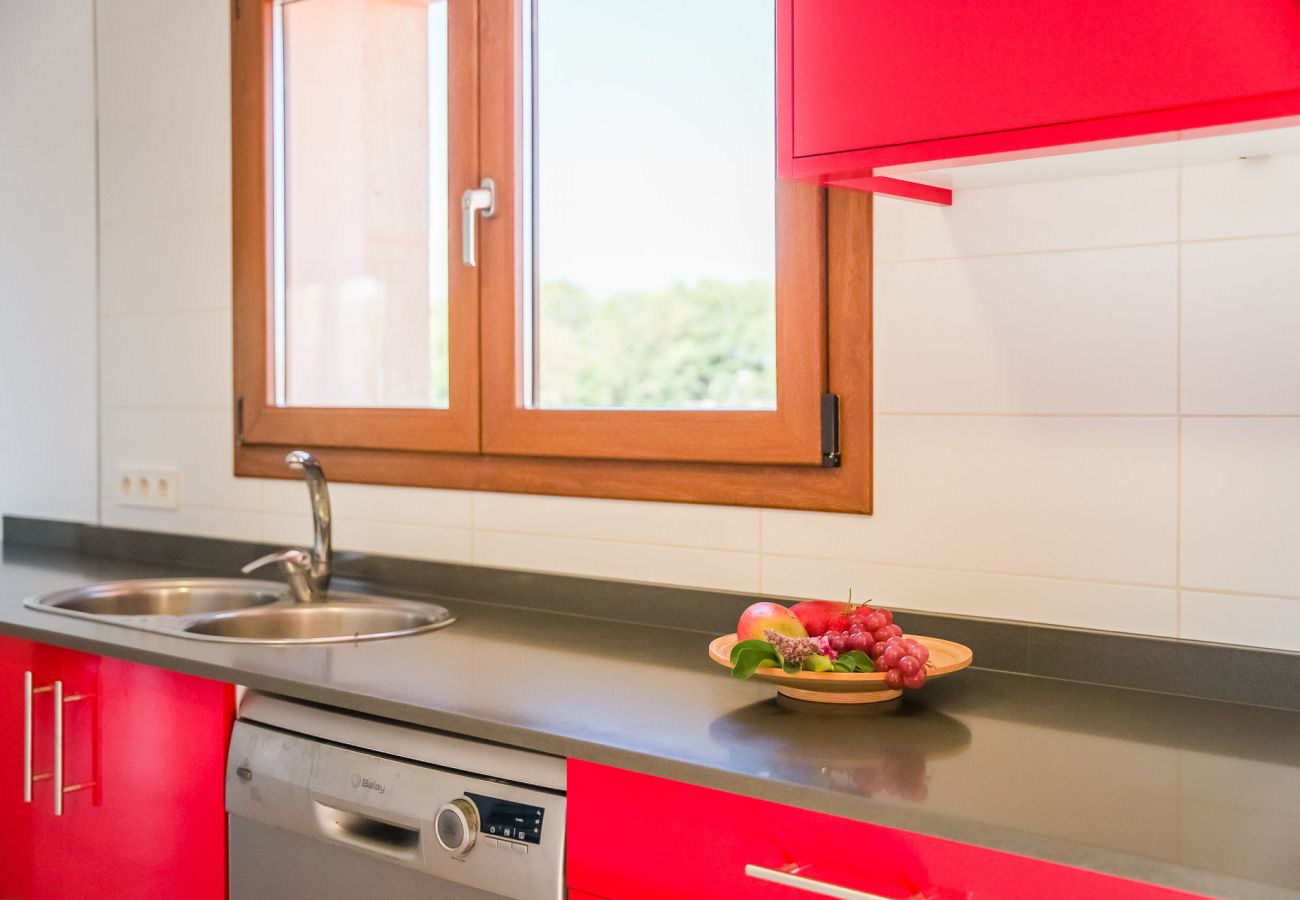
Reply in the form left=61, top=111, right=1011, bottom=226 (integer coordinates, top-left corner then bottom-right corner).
left=56, top=684, right=96, bottom=816
left=53, top=680, right=63, bottom=816
left=461, top=177, right=496, bottom=267
left=27, top=676, right=54, bottom=803
left=25, top=675, right=95, bottom=816
left=746, top=864, right=929, bottom=900
left=23, top=671, right=32, bottom=803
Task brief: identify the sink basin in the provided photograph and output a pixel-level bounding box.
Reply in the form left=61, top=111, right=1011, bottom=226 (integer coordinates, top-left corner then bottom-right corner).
left=181, top=601, right=452, bottom=643
left=25, top=578, right=455, bottom=644
left=30, top=578, right=284, bottom=616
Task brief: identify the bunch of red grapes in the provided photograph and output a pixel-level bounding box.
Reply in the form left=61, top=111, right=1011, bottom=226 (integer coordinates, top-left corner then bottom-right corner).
left=808, top=605, right=931, bottom=690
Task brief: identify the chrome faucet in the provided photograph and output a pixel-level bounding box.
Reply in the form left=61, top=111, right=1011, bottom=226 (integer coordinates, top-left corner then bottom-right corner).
left=242, top=450, right=332, bottom=603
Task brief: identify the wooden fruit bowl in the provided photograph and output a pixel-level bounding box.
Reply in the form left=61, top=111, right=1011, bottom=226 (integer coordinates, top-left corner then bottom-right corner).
left=708, top=634, right=973, bottom=704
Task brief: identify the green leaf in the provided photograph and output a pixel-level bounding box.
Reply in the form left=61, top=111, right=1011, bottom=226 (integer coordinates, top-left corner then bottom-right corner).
left=732, top=647, right=779, bottom=680
left=729, top=639, right=777, bottom=665
left=835, top=651, right=875, bottom=673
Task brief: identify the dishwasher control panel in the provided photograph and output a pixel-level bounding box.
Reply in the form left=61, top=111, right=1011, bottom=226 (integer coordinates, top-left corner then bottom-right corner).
left=468, top=793, right=545, bottom=844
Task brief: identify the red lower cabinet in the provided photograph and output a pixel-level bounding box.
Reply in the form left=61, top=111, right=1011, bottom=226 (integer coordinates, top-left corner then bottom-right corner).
left=566, top=760, right=1202, bottom=900
left=0, top=635, right=233, bottom=900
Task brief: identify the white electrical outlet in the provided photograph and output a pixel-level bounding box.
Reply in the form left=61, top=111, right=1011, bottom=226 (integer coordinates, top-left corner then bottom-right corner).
left=117, top=468, right=181, bottom=509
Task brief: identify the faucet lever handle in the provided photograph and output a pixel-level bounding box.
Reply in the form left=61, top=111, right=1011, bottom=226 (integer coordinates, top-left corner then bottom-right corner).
left=242, top=549, right=318, bottom=603
left=242, top=549, right=311, bottom=576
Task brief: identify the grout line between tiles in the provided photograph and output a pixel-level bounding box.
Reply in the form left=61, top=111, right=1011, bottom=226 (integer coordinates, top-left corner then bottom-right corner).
left=876, top=227, right=1300, bottom=266
left=1174, top=163, right=1184, bottom=637
left=92, top=0, right=104, bottom=529
left=761, top=551, right=1180, bottom=592
left=472, top=526, right=760, bottom=556
left=102, top=306, right=231, bottom=319
left=875, top=411, right=1300, bottom=419
left=101, top=404, right=233, bottom=412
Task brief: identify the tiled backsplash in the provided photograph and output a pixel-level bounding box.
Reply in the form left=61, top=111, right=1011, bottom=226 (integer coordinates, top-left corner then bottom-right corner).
left=5, top=0, right=1300, bottom=653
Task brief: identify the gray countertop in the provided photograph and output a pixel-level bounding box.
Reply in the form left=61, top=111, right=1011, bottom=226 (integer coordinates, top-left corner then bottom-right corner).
left=1, top=542, right=1296, bottom=899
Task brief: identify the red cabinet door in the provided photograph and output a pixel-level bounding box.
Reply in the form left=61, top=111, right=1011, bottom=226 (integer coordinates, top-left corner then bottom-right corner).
left=0, top=637, right=72, bottom=900
left=0, top=637, right=233, bottom=900
left=0, top=636, right=39, bottom=900
left=567, top=760, right=1204, bottom=900
left=56, top=650, right=233, bottom=900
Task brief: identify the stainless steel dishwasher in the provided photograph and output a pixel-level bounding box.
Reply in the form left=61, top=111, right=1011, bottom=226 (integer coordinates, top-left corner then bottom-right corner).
left=226, top=692, right=566, bottom=900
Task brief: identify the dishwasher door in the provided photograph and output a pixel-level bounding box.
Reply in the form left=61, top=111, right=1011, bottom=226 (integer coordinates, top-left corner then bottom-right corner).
left=226, top=721, right=566, bottom=900
left=229, top=816, right=504, bottom=900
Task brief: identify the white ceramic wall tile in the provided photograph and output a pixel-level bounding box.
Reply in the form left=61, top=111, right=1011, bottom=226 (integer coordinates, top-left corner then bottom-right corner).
left=1181, top=153, right=1300, bottom=241
left=101, top=311, right=232, bottom=409
left=263, top=479, right=473, bottom=529
left=100, top=407, right=261, bottom=511
left=1180, top=591, right=1300, bottom=653
left=875, top=246, right=1177, bottom=414
left=96, top=0, right=212, bottom=38
left=762, top=556, right=1177, bottom=636
left=335, top=483, right=473, bottom=529
left=473, top=531, right=761, bottom=593
left=100, top=211, right=232, bottom=316
left=96, top=4, right=228, bottom=130
left=98, top=112, right=230, bottom=226
left=0, top=0, right=99, bottom=523
left=1181, top=236, right=1300, bottom=415
left=267, top=481, right=446, bottom=526
left=472, top=492, right=761, bottom=552
left=763, top=416, right=1178, bottom=585
left=102, top=502, right=261, bottom=542
left=262, top=512, right=313, bottom=547
left=874, top=170, right=1178, bottom=263
left=333, top=519, right=473, bottom=564
left=1181, top=418, right=1300, bottom=597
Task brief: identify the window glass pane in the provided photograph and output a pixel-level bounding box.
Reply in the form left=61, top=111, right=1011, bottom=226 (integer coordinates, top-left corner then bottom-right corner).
left=528, top=0, right=777, bottom=410
left=274, top=0, right=449, bottom=408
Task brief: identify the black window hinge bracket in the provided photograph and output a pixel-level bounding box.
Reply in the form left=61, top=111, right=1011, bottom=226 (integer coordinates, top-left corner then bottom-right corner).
left=820, top=393, right=841, bottom=468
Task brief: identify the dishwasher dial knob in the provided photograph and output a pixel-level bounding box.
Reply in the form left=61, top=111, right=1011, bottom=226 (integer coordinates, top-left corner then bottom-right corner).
left=435, top=798, right=479, bottom=855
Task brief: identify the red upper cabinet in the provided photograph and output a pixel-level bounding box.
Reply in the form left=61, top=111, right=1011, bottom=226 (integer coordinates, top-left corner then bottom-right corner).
left=780, top=0, right=1300, bottom=203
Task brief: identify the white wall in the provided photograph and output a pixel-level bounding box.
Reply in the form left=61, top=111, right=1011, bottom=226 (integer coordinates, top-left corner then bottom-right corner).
left=0, top=0, right=100, bottom=524
left=8, top=0, right=1300, bottom=654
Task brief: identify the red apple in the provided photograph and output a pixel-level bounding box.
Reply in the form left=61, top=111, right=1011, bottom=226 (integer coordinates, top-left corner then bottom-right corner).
left=736, top=602, right=807, bottom=642
left=788, top=600, right=851, bottom=637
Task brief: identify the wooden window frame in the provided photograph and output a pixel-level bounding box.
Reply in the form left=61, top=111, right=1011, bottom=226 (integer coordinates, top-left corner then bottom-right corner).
left=231, top=0, right=873, bottom=513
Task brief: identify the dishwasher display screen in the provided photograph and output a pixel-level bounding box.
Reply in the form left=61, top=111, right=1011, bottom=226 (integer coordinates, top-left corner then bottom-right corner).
left=467, top=793, right=545, bottom=844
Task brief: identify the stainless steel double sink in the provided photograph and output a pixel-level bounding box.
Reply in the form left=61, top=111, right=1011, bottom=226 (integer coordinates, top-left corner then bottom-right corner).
left=24, top=578, right=455, bottom=644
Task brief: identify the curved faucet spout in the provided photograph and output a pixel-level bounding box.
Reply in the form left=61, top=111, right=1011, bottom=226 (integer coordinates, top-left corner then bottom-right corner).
left=284, top=450, right=332, bottom=599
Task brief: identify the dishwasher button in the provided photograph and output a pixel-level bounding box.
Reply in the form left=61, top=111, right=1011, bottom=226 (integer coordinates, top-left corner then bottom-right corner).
left=511, top=842, right=527, bottom=854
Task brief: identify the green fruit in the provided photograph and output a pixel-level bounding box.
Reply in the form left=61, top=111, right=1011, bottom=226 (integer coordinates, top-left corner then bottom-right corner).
left=756, top=660, right=779, bottom=669
left=803, top=654, right=834, bottom=673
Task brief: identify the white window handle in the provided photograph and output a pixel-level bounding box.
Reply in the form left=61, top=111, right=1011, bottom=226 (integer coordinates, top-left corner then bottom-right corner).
left=745, top=864, right=937, bottom=900
left=461, top=177, right=496, bottom=267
